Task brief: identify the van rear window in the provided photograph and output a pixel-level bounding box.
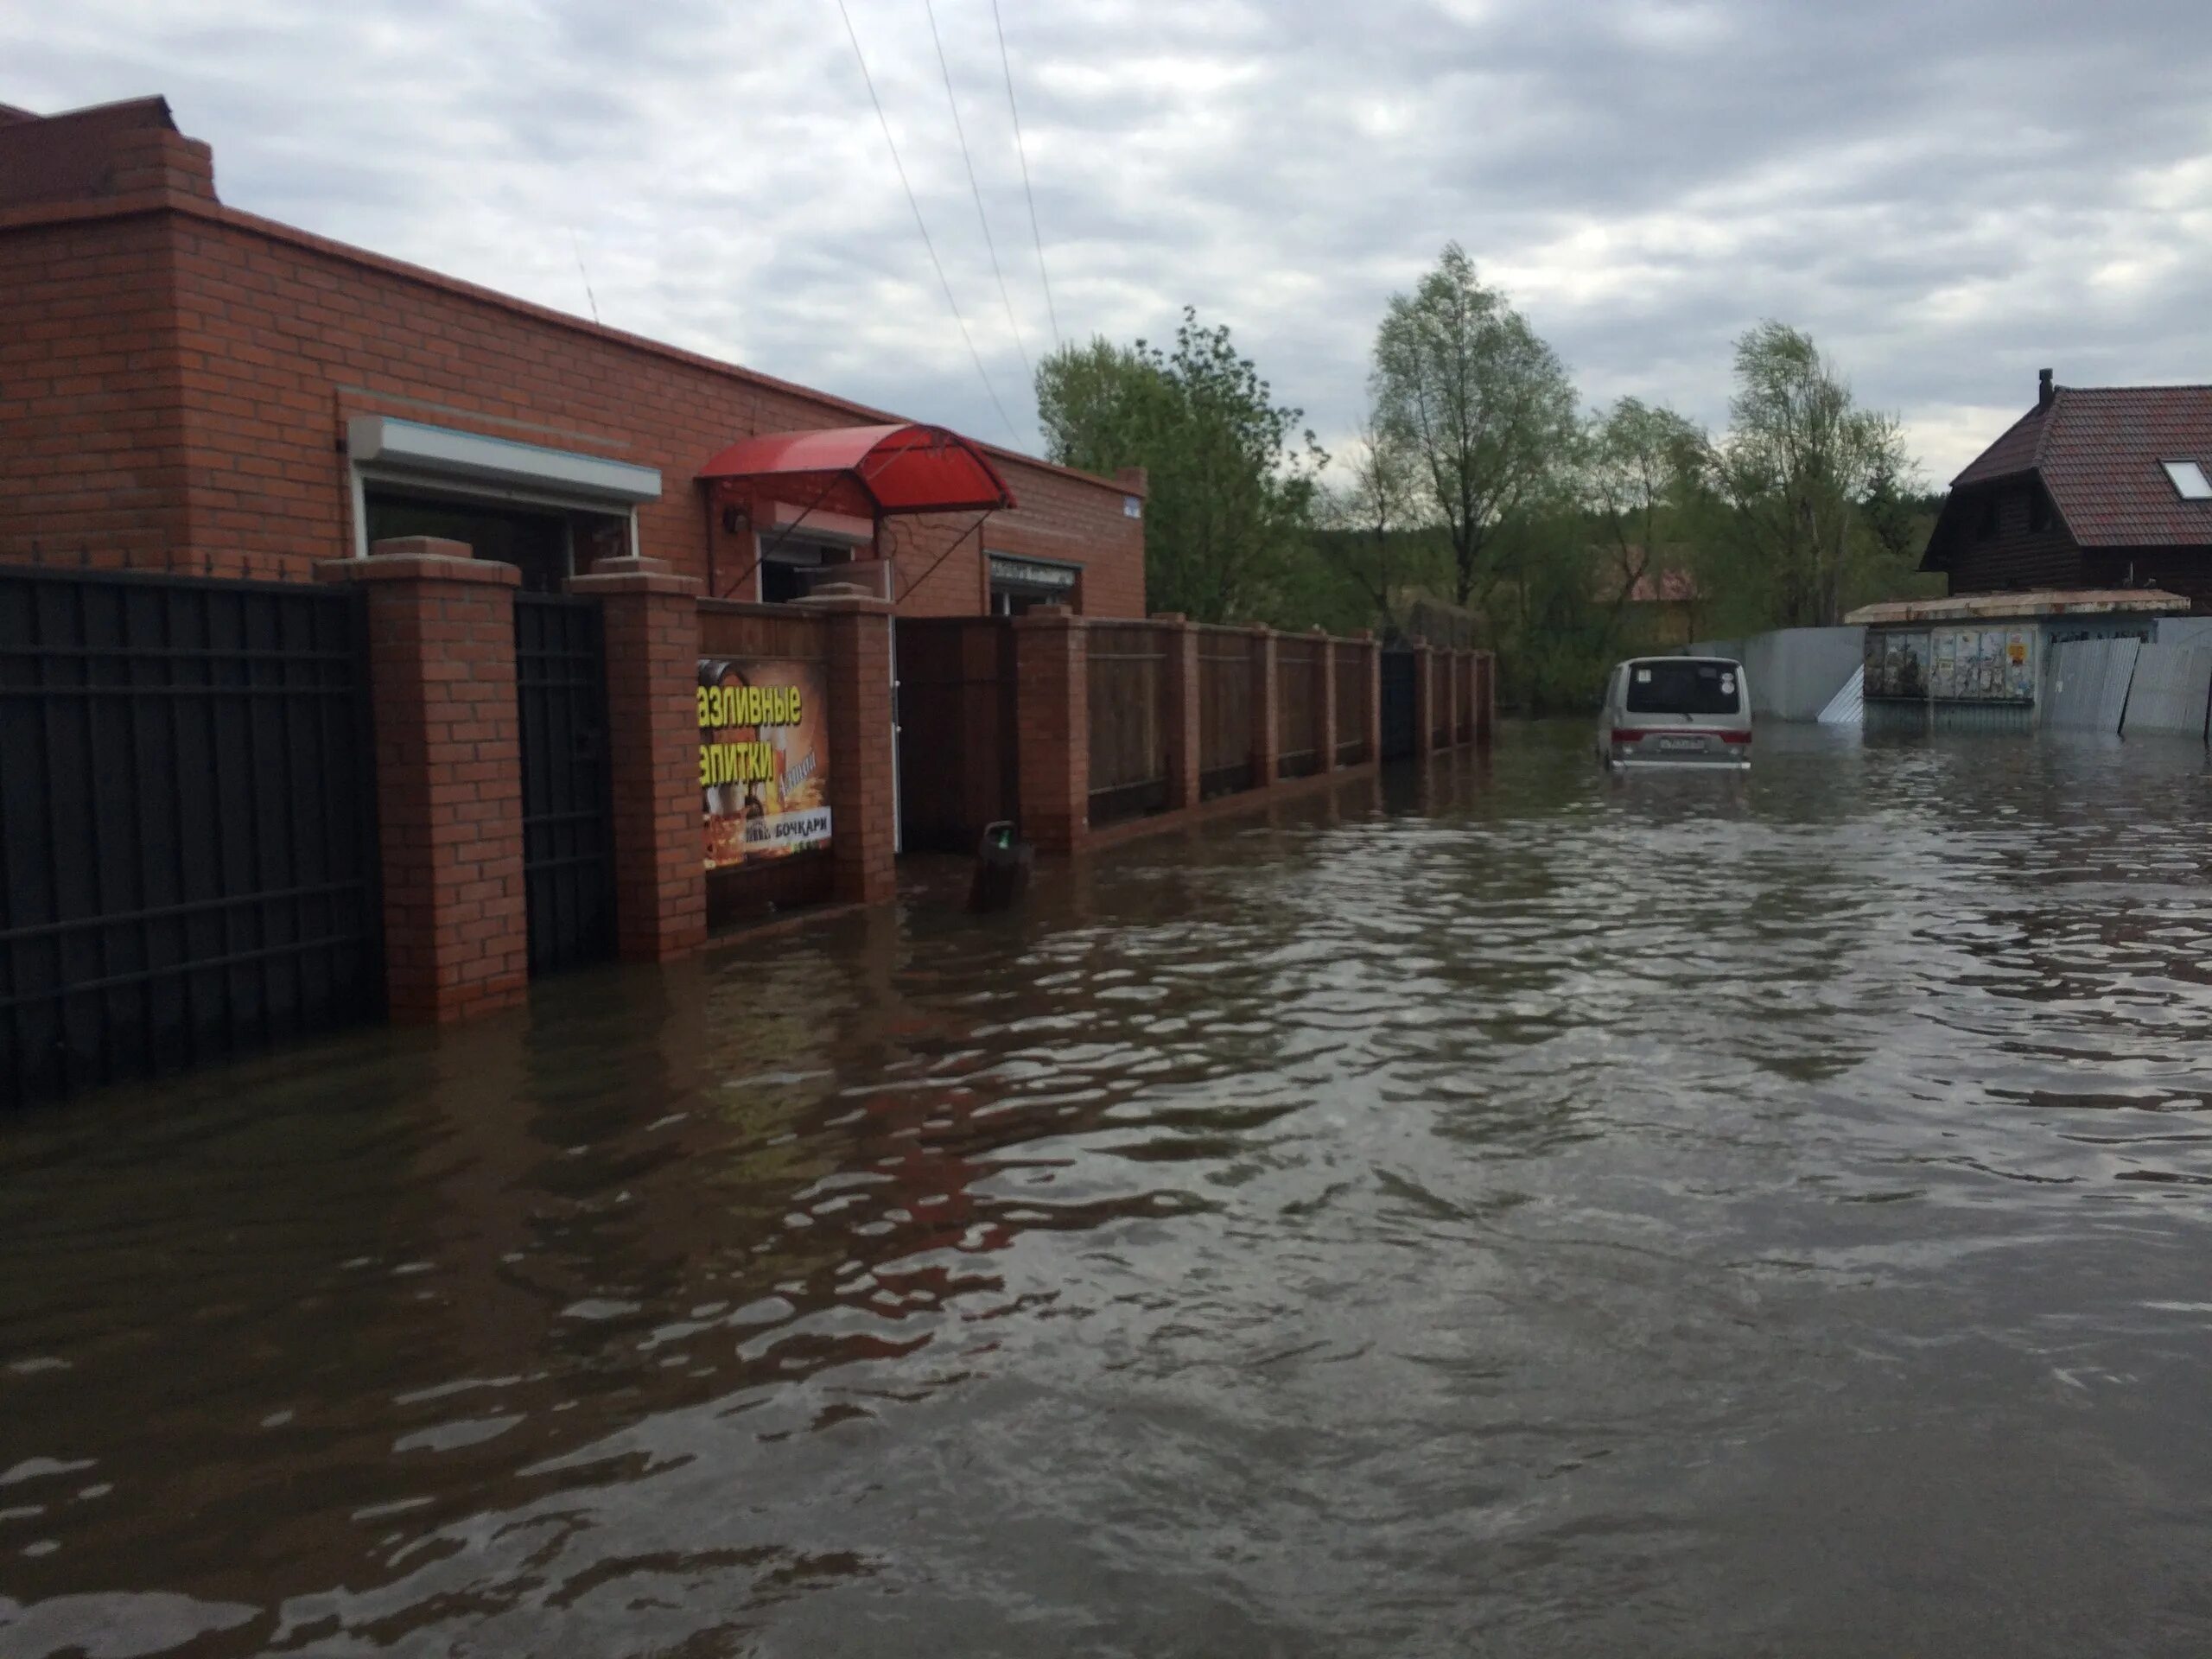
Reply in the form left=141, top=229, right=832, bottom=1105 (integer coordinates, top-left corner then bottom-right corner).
left=1625, top=661, right=1741, bottom=715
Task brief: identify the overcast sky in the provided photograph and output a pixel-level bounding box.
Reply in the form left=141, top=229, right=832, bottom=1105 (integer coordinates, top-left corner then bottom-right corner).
left=10, top=0, right=2212, bottom=483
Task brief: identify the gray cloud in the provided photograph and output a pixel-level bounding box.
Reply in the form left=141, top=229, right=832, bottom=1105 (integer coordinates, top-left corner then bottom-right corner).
left=10, top=0, right=2212, bottom=480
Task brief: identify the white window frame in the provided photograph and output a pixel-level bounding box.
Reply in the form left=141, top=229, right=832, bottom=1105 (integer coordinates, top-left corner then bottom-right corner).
left=2160, top=459, right=2212, bottom=501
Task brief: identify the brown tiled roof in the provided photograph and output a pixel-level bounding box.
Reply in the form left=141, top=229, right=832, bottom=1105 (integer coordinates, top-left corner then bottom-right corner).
left=1952, top=384, right=2212, bottom=547
left=1592, top=545, right=1700, bottom=603
left=1952, top=403, right=2050, bottom=487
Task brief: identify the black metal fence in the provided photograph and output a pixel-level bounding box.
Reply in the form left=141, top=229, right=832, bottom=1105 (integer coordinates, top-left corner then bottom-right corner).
left=1380, top=650, right=1418, bottom=760
left=513, top=593, right=615, bottom=977
left=0, top=566, right=381, bottom=1107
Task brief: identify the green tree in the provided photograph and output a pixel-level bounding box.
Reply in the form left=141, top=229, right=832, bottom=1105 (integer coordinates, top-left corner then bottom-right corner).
left=1034, top=309, right=1325, bottom=623
left=1370, top=244, right=1581, bottom=613
left=1707, top=321, right=1911, bottom=627
left=1587, top=396, right=1706, bottom=650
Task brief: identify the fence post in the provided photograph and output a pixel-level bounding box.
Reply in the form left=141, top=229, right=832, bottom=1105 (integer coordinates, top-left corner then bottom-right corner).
left=1315, top=627, right=1338, bottom=772
left=317, top=535, right=527, bottom=1023
left=1014, top=604, right=1088, bottom=853
left=794, top=587, right=898, bottom=903
left=1250, top=625, right=1279, bottom=789
left=1154, top=612, right=1201, bottom=810
left=567, top=555, right=706, bottom=961
left=1477, top=652, right=1497, bottom=745
left=1446, top=651, right=1464, bottom=747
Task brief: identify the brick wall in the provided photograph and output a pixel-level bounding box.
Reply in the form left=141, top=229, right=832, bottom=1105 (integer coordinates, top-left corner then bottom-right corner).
left=0, top=213, right=196, bottom=569
left=3, top=188, right=1146, bottom=616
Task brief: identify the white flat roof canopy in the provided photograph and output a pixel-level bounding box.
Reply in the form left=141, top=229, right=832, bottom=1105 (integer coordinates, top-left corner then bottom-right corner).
left=1847, top=588, right=2188, bottom=626
left=348, top=416, right=662, bottom=505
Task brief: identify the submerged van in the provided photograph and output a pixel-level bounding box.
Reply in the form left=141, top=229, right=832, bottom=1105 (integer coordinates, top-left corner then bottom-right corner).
left=1596, top=656, right=1752, bottom=770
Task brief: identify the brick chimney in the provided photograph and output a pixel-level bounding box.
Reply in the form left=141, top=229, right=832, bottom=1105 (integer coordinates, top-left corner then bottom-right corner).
left=0, top=96, right=216, bottom=212
left=2037, top=367, right=2055, bottom=410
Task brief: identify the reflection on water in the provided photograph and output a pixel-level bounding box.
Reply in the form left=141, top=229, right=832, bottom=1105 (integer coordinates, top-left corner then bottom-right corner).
left=5, top=723, right=2212, bottom=1656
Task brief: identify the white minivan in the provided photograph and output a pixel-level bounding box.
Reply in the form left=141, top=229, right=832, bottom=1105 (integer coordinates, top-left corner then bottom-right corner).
left=1596, top=657, right=1752, bottom=771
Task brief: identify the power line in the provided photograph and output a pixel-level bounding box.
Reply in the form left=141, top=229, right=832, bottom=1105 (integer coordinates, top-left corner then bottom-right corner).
left=835, top=0, right=1020, bottom=446
left=925, top=0, right=1031, bottom=385
left=991, top=0, right=1060, bottom=353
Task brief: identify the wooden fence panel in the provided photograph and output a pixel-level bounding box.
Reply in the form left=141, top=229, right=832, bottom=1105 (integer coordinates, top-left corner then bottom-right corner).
left=1088, top=622, right=1167, bottom=825
left=1278, top=636, right=1321, bottom=779
left=1333, top=641, right=1367, bottom=766
left=1197, top=627, right=1255, bottom=798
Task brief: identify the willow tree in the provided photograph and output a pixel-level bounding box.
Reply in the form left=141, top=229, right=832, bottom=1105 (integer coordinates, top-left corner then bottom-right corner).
left=1369, top=244, right=1580, bottom=613
left=1709, top=321, right=1909, bottom=628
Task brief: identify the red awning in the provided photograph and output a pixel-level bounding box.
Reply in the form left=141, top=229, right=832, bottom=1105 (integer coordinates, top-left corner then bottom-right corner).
left=696, top=423, right=1016, bottom=518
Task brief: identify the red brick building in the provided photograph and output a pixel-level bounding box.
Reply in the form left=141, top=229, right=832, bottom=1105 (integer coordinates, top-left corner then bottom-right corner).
left=1923, top=370, right=2212, bottom=610
left=0, top=95, right=1147, bottom=615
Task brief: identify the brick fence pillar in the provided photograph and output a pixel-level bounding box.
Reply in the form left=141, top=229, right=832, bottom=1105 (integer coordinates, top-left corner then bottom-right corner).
left=1013, top=604, right=1088, bottom=853
left=1315, top=627, right=1338, bottom=772
left=1154, top=612, right=1200, bottom=810
left=795, top=587, right=897, bottom=903
left=569, top=555, right=705, bottom=961
left=1250, top=626, right=1279, bottom=789
left=1477, top=652, right=1497, bottom=745
left=1355, top=629, right=1382, bottom=761
left=1445, top=651, right=1464, bottom=747
left=317, top=536, right=525, bottom=1024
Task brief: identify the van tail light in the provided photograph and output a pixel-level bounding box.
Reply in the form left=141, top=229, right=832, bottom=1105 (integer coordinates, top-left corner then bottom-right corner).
left=1719, top=730, right=1752, bottom=745
left=1610, top=728, right=1647, bottom=744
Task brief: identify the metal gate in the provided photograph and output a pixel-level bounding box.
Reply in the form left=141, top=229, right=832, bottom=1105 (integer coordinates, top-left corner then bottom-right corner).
left=0, top=566, right=381, bottom=1107
left=513, top=594, right=615, bottom=976
left=1380, top=649, right=1419, bottom=760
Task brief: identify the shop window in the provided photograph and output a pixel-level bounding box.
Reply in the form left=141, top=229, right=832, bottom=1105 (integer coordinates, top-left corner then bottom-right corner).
left=757, top=535, right=852, bottom=605
left=987, top=551, right=1082, bottom=615
left=364, top=488, right=626, bottom=593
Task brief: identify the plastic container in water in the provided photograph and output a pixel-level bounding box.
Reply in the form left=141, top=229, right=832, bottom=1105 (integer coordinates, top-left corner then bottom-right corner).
left=966, top=819, right=1033, bottom=912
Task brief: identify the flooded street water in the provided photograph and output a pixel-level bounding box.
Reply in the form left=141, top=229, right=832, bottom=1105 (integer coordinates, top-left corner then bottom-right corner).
left=7, top=721, right=2212, bottom=1656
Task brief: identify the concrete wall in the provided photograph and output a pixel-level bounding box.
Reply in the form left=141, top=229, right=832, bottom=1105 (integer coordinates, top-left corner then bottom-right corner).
left=1686, top=626, right=1866, bottom=721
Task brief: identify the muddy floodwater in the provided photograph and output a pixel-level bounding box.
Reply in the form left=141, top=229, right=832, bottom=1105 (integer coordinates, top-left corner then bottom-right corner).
left=7, top=722, right=2212, bottom=1656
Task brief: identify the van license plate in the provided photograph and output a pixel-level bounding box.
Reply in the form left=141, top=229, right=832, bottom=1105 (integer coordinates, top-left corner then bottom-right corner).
left=1656, top=736, right=1705, bottom=752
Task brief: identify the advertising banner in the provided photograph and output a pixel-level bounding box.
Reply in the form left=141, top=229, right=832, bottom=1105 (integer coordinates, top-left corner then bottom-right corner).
left=699, top=657, right=831, bottom=871
left=1866, top=629, right=1930, bottom=699
left=1927, top=626, right=2033, bottom=702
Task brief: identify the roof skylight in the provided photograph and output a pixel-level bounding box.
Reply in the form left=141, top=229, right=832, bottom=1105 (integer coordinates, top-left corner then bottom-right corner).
left=2161, top=460, right=2212, bottom=500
